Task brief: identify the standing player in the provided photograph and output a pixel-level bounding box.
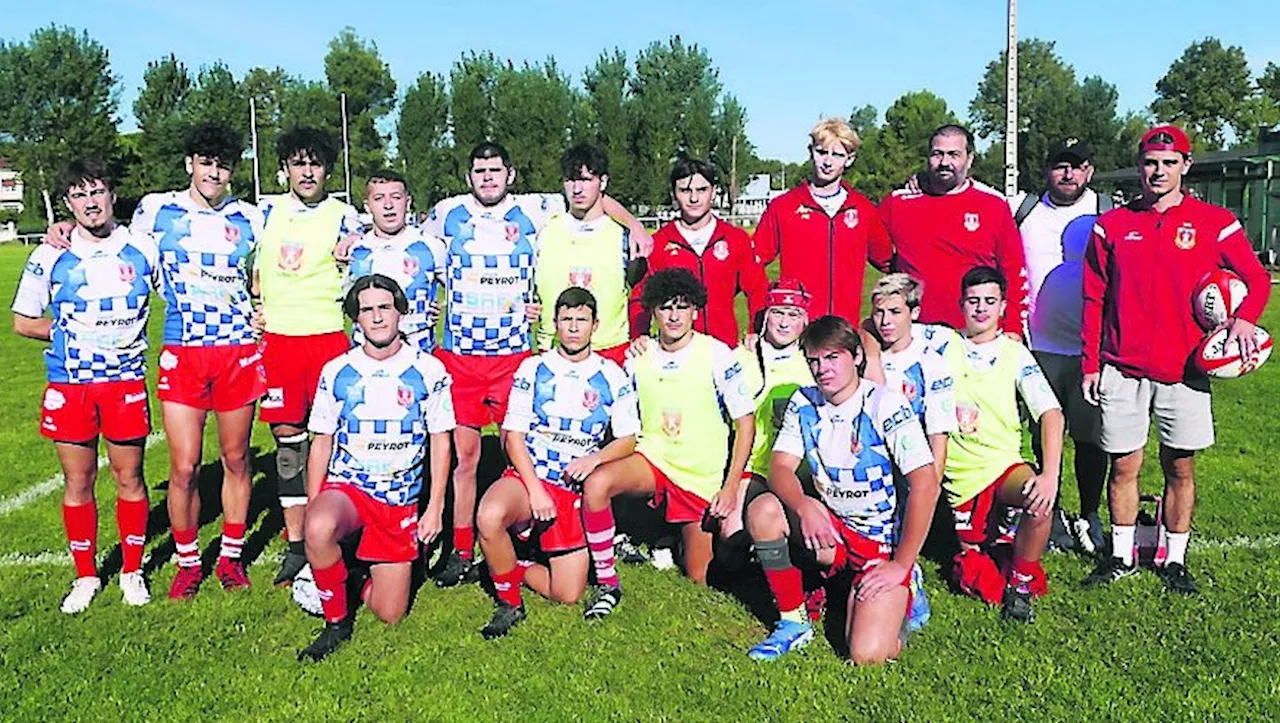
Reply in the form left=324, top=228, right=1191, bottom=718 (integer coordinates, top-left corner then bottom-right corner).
left=128, top=122, right=267, bottom=598
left=533, top=145, right=645, bottom=366
left=476, top=287, right=640, bottom=638
left=12, top=159, right=160, bottom=613
left=255, top=127, right=363, bottom=586
left=346, top=170, right=446, bottom=352
left=423, top=142, right=647, bottom=587
left=632, top=157, right=767, bottom=345
left=880, top=125, right=1028, bottom=336
left=578, top=269, right=755, bottom=619
left=753, top=118, right=892, bottom=322
left=1082, top=125, right=1271, bottom=593
left=944, top=266, right=1064, bottom=623
left=298, top=275, right=455, bottom=661
left=743, top=316, right=940, bottom=664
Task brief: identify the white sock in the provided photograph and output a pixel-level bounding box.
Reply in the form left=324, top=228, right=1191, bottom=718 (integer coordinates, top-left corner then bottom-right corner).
left=1165, top=531, right=1190, bottom=566
left=1112, top=525, right=1136, bottom=565
left=780, top=607, right=807, bottom=625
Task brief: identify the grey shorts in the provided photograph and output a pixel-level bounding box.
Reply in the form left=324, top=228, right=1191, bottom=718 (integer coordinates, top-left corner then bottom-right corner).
left=1098, top=364, right=1213, bottom=454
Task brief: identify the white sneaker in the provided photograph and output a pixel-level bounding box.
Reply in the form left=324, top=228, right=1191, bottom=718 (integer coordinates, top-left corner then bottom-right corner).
left=291, top=564, right=323, bottom=617
left=650, top=547, right=676, bottom=571
left=61, top=576, right=102, bottom=614
left=119, top=571, right=151, bottom=606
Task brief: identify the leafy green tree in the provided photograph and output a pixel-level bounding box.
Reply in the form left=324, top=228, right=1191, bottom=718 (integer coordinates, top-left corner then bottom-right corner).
left=324, top=28, right=396, bottom=201
left=582, top=50, right=635, bottom=203
left=492, top=59, right=578, bottom=191
left=128, top=54, right=192, bottom=196
left=448, top=51, right=500, bottom=173
left=398, top=71, right=456, bottom=207
left=1151, top=38, right=1252, bottom=150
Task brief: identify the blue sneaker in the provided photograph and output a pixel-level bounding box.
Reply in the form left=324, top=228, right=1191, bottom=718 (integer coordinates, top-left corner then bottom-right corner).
left=905, top=563, right=931, bottom=633
left=748, top=620, right=814, bottom=662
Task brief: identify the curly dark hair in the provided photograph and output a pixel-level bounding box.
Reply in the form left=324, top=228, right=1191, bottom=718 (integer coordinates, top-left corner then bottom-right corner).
left=276, top=126, right=337, bottom=170
left=640, top=268, right=708, bottom=311
left=184, top=122, right=244, bottom=166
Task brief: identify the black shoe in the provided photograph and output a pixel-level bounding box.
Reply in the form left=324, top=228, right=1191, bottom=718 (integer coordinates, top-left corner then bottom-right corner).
left=481, top=603, right=527, bottom=639
left=1000, top=586, right=1035, bottom=623
left=274, top=550, right=308, bottom=586
left=297, top=618, right=353, bottom=662
left=614, top=534, right=649, bottom=565
left=1159, top=562, right=1199, bottom=595
left=1048, top=509, right=1075, bottom=552
left=434, top=550, right=480, bottom=588
left=1083, top=557, right=1138, bottom=587
left=584, top=585, right=622, bottom=621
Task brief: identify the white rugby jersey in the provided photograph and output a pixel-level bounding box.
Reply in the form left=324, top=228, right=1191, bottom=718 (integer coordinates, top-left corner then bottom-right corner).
left=502, top=351, right=640, bottom=491
left=13, top=226, right=160, bottom=383
left=774, top=381, right=933, bottom=544
left=347, top=227, right=447, bottom=351
left=132, top=190, right=264, bottom=347
left=880, top=331, right=958, bottom=436
left=309, top=344, right=457, bottom=506
left=424, top=193, right=563, bottom=355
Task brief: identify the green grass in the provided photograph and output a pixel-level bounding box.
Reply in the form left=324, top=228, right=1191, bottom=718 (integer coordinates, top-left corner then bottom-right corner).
left=1, top=242, right=1278, bottom=721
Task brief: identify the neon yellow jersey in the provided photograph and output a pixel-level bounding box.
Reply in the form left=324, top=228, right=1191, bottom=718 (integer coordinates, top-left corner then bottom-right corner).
left=735, top=342, right=813, bottom=478
left=943, top=336, right=1029, bottom=507
left=257, top=196, right=361, bottom=336
left=534, top=213, right=630, bottom=351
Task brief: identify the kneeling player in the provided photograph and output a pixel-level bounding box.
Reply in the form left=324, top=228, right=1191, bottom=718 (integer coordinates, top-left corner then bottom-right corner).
left=476, top=287, right=640, bottom=638
left=580, top=269, right=755, bottom=619
left=297, top=275, right=455, bottom=661
left=944, top=266, right=1064, bottom=623
left=745, top=316, right=939, bottom=664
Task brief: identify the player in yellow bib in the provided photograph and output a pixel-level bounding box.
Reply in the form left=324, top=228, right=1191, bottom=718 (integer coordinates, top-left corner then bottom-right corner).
left=533, top=145, right=646, bottom=366
left=944, top=266, right=1065, bottom=624
left=578, top=269, right=756, bottom=619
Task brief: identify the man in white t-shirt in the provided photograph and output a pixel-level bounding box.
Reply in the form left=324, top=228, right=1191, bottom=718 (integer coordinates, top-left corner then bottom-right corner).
left=1009, top=138, right=1111, bottom=555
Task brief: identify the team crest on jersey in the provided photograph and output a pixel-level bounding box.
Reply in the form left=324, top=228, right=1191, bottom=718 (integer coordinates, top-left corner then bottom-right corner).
left=397, top=385, right=414, bottom=407
left=224, top=224, right=241, bottom=244
left=661, top=408, right=683, bottom=438
left=964, top=213, right=980, bottom=232
left=118, top=262, right=136, bottom=284
left=1175, top=223, right=1197, bottom=249
left=795, top=206, right=812, bottom=220
left=569, top=266, right=593, bottom=288
left=956, top=403, right=980, bottom=435
left=403, top=255, right=420, bottom=277
left=843, top=208, right=859, bottom=229
left=850, top=434, right=863, bottom=455
left=902, top=379, right=919, bottom=401
left=279, top=242, right=304, bottom=271
left=504, top=222, right=521, bottom=243
left=712, top=240, right=729, bottom=261
left=583, top=389, right=601, bottom=411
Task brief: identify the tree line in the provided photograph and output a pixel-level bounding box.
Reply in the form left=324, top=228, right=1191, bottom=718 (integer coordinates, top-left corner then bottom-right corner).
left=3, top=27, right=1279, bottom=229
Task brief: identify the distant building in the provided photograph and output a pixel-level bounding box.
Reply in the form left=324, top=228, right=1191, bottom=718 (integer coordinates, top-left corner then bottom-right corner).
left=0, top=159, right=24, bottom=214
left=731, top=173, right=784, bottom=219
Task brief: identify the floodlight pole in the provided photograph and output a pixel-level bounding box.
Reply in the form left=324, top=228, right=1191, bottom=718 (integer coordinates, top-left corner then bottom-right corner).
left=249, top=96, right=262, bottom=201
left=340, top=92, right=352, bottom=200
left=1004, top=0, right=1019, bottom=197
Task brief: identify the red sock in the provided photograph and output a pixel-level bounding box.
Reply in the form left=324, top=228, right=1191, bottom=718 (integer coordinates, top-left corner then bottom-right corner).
left=1010, top=557, right=1048, bottom=596
left=173, top=526, right=200, bottom=569
left=220, top=521, right=247, bottom=560
left=62, top=502, right=98, bottom=578
left=453, top=526, right=475, bottom=560
left=582, top=506, right=619, bottom=589
left=491, top=565, right=526, bottom=607
left=312, top=560, right=349, bottom=624
left=763, top=566, right=805, bottom=613
left=115, top=497, right=148, bottom=574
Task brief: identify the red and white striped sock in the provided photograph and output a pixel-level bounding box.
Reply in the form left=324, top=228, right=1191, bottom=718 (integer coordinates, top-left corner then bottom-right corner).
left=173, top=527, right=200, bottom=569
left=583, top=506, right=620, bottom=589
left=220, top=521, right=247, bottom=560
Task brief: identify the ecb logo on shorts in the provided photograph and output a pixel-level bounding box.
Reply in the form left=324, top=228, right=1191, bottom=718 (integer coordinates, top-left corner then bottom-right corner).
left=569, top=266, right=593, bottom=288
left=1175, top=223, right=1197, bottom=250
left=843, top=208, right=859, bottom=229
left=118, top=262, right=137, bottom=284
left=403, top=255, right=420, bottom=277
left=397, top=385, right=414, bottom=407
left=956, top=403, right=980, bottom=435
left=712, top=240, right=729, bottom=261
left=504, top=222, right=521, bottom=243
left=224, top=224, right=241, bottom=244
left=661, top=408, right=683, bottom=438
left=964, top=213, right=981, bottom=232
left=279, top=242, right=304, bottom=271
left=582, top=389, right=601, bottom=410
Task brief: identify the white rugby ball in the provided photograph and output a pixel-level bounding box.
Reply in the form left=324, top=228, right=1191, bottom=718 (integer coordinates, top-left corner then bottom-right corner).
left=1194, top=325, right=1272, bottom=379
left=1193, top=268, right=1247, bottom=331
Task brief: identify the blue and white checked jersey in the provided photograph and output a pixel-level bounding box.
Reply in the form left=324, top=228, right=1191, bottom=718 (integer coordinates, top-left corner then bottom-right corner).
left=502, top=351, right=639, bottom=492
left=12, top=227, right=160, bottom=383
left=309, top=344, right=457, bottom=506
left=424, top=193, right=563, bottom=356
left=774, top=382, right=933, bottom=544
left=132, top=191, right=264, bottom=347
left=880, top=332, right=958, bottom=436
left=347, top=227, right=447, bottom=352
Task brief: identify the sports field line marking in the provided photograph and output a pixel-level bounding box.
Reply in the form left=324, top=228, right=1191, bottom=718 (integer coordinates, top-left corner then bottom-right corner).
left=0, top=431, right=167, bottom=518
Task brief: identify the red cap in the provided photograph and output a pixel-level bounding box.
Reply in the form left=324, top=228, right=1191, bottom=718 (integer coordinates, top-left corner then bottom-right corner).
left=766, top=278, right=811, bottom=312
left=1140, top=125, right=1191, bottom=155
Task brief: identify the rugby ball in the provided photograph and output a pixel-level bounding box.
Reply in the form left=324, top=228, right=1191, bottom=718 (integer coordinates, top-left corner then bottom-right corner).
left=1194, top=325, right=1272, bottom=378
left=1193, top=269, right=1247, bottom=330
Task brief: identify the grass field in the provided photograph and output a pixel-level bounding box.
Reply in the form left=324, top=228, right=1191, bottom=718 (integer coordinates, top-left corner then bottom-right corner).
left=0, top=241, right=1277, bottom=721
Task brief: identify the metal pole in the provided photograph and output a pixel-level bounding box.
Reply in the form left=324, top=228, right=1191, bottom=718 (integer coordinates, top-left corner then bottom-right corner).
left=1004, top=0, right=1019, bottom=197
left=340, top=92, right=352, bottom=200
left=249, top=96, right=261, bottom=201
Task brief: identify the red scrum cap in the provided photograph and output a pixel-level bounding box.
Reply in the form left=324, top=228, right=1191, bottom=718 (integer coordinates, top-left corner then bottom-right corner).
left=766, top=278, right=811, bottom=312
left=1140, top=125, right=1192, bottom=155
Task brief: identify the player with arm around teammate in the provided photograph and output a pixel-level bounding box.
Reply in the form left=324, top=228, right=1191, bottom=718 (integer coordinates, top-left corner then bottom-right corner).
left=297, top=275, right=455, bottom=662
left=475, top=287, right=641, bottom=638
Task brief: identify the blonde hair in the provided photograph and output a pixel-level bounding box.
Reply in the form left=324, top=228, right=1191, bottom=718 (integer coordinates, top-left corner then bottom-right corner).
left=809, top=118, right=862, bottom=153
left=871, top=273, right=923, bottom=309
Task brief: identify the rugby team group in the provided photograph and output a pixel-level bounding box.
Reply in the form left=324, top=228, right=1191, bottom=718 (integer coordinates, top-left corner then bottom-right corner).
left=12, top=113, right=1271, bottom=663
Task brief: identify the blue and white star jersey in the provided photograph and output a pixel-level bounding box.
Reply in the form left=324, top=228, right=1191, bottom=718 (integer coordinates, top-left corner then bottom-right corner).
left=309, top=344, right=457, bottom=506
left=914, top=322, right=963, bottom=359
left=424, top=193, right=564, bottom=356
left=502, top=351, right=640, bottom=492
left=132, top=190, right=264, bottom=347
left=347, top=227, right=447, bottom=351
left=881, top=331, right=958, bottom=436
left=12, top=226, right=160, bottom=383
left=774, top=381, right=933, bottom=544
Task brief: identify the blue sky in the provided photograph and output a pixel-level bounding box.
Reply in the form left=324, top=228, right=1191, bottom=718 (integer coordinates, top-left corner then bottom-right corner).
left=9, top=0, right=1280, bottom=161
